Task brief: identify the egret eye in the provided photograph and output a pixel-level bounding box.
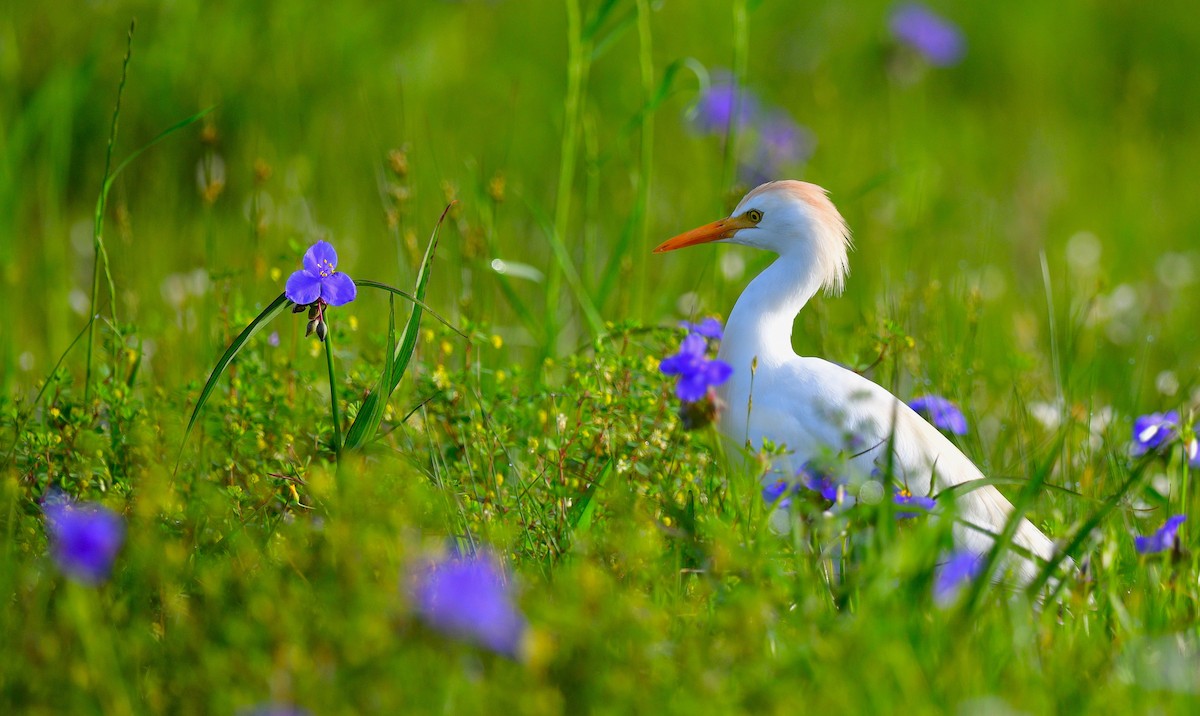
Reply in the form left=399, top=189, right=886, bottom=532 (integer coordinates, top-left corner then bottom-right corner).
left=747, top=209, right=764, bottom=223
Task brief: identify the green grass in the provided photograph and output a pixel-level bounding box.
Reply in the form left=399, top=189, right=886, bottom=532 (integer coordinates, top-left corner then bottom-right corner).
left=4, top=1, right=1200, bottom=713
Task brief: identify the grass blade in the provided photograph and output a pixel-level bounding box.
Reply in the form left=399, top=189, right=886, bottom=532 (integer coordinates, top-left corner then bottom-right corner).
left=177, top=292, right=292, bottom=465
left=343, top=295, right=396, bottom=451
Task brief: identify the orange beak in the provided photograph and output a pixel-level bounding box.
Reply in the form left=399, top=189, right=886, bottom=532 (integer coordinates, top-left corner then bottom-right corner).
left=653, top=214, right=757, bottom=253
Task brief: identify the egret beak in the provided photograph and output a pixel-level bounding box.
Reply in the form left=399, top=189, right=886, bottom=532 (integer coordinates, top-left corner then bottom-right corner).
left=653, top=215, right=757, bottom=253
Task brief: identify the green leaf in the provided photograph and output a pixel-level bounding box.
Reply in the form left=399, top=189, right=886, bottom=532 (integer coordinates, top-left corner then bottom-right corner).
left=343, top=295, right=396, bottom=451
left=177, top=292, right=292, bottom=466
left=343, top=203, right=452, bottom=452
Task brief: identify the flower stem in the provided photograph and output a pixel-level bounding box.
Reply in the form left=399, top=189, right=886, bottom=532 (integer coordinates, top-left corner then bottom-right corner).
left=324, top=328, right=342, bottom=458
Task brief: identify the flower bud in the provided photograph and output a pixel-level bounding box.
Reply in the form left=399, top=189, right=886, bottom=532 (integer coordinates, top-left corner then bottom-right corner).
left=292, top=302, right=308, bottom=314
left=308, top=304, right=320, bottom=320
left=306, top=319, right=318, bottom=337
left=315, top=320, right=328, bottom=342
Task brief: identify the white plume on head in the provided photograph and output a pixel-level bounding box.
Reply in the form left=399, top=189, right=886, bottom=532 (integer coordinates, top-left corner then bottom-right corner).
left=735, top=180, right=853, bottom=295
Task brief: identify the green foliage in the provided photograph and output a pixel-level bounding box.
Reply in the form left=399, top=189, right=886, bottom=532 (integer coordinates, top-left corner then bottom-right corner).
left=3, top=0, right=1200, bottom=713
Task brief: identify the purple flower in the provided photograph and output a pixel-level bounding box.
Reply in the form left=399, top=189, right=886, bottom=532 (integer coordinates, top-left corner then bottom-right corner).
left=1135, top=515, right=1186, bottom=555
left=894, top=488, right=936, bottom=518
left=688, top=74, right=759, bottom=134
left=680, top=317, right=724, bottom=340
left=660, top=334, right=733, bottom=402
left=762, top=479, right=793, bottom=510
left=798, top=462, right=841, bottom=502
left=43, top=496, right=124, bottom=585
left=410, top=552, right=526, bottom=656
left=1131, top=411, right=1179, bottom=455
left=740, top=110, right=816, bottom=185
left=889, top=3, right=966, bottom=67
left=909, top=395, right=968, bottom=435
left=934, top=550, right=984, bottom=605
left=1186, top=431, right=1199, bottom=468
left=284, top=241, right=357, bottom=307
left=266, top=331, right=281, bottom=347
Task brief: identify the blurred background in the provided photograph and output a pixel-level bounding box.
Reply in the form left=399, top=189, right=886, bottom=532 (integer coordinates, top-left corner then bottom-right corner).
left=3, top=0, right=1198, bottom=411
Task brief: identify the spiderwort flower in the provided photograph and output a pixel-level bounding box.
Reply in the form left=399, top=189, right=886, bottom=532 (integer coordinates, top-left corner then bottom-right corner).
left=1131, top=411, right=1179, bottom=455
left=894, top=488, right=936, bottom=518
left=889, top=3, right=966, bottom=67
left=688, top=74, right=759, bottom=135
left=680, top=317, right=724, bottom=341
left=741, top=110, right=816, bottom=186
left=285, top=241, right=357, bottom=308
left=909, top=395, right=969, bottom=435
left=934, top=550, right=984, bottom=605
left=43, top=496, right=124, bottom=585
left=410, top=552, right=526, bottom=657
left=762, top=479, right=794, bottom=510
left=798, top=462, right=841, bottom=502
left=1135, top=515, right=1187, bottom=555
left=660, top=334, right=733, bottom=403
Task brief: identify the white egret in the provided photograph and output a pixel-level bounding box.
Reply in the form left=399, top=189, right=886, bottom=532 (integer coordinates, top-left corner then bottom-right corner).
left=655, top=180, right=1066, bottom=586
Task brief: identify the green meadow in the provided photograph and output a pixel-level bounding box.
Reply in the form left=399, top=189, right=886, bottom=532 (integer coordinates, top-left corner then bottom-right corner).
left=3, top=1, right=1200, bottom=713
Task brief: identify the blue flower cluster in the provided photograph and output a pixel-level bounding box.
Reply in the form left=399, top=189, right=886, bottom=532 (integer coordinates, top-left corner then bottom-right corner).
left=908, top=395, right=968, bottom=435
left=686, top=72, right=815, bottom=186
left=660, top=319, right=732, bottom=403
left=1130, top=411, right=1199, bottom=468
left=889, top=3, right=967, bottom=67
left=409, top=550, right=527, bottom=657
left=42, top=493, right=125, bottom=585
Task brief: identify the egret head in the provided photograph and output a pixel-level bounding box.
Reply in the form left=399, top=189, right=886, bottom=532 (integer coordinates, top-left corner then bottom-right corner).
left=654, top=180, right=853, bottom=294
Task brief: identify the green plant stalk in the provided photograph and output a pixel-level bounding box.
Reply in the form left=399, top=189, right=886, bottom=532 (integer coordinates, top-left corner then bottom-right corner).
left=325, top=329, right=342, bottom=457
left=720, top=0, right=749, bottom=196
left=633, top=0, right=654, bottom=315
left=546, top=0, right=589, bottom=351
left=85, top=20, right=135, bottom=402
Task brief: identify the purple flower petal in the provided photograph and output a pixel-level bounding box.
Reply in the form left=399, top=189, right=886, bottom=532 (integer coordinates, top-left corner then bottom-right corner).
left=680, top=317, right=725, bottom=340
left=1135, top=515, right=1186, bottom=555
left=934, top=550, right=984, bottom=605
left=660, top=334, right=731, bottom=402
left=894, top=489, right=936, bottom=519
left=762, top=479, right=791, bottom=505
left=798, top=462, right=841, bottom=502
left=1187, top=433, right=1199, bottom=468
left=1131, top=411, right=1179, bottom=455
left=321, top=271, right=358, bottom=307
left=44, top=498, right=124, bottom=584
left=410, top=552, right=526, bottom=656
left=303, top=240, right=339, bottom=275
left=909, top=395, right=968, bottom=435
left=689, top=75, right=759, bottom=134
left=285, top=270, right=322, bottom=306
left=890, top=3, right=966, bottom=67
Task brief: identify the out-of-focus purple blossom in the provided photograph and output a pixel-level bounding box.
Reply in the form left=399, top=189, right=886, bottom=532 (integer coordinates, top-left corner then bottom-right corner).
left=267, top=331, right=281, bottom=347
left=43, top=495, right=125, bottom=585
left=688, top=74, right=759, bottom=134
left=285, top=240, right=357, bottom=307
left=934, top=550, right=984, bottom=605
left=410, top=551, right=526, bottom=656
left=909, top=395, right=969, bottom=435
left=1186, top=430, right=1199, bottom=468
left=894, top=488, right=936, bottom=518
left=798, top=462, right=841, bottom=502
left=660, top=334, right=733, bottom=402
left=1135, top=515, right=1186, bottom=555
left=889, top=3, right=966, bottom=67
left=680, top=317, right=724, bottom=340
left=740, top=110, right=816, bottom=185
left=762, top=479, right=794, bottom=510
left=1131, top=411, right=1179, bottom=455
